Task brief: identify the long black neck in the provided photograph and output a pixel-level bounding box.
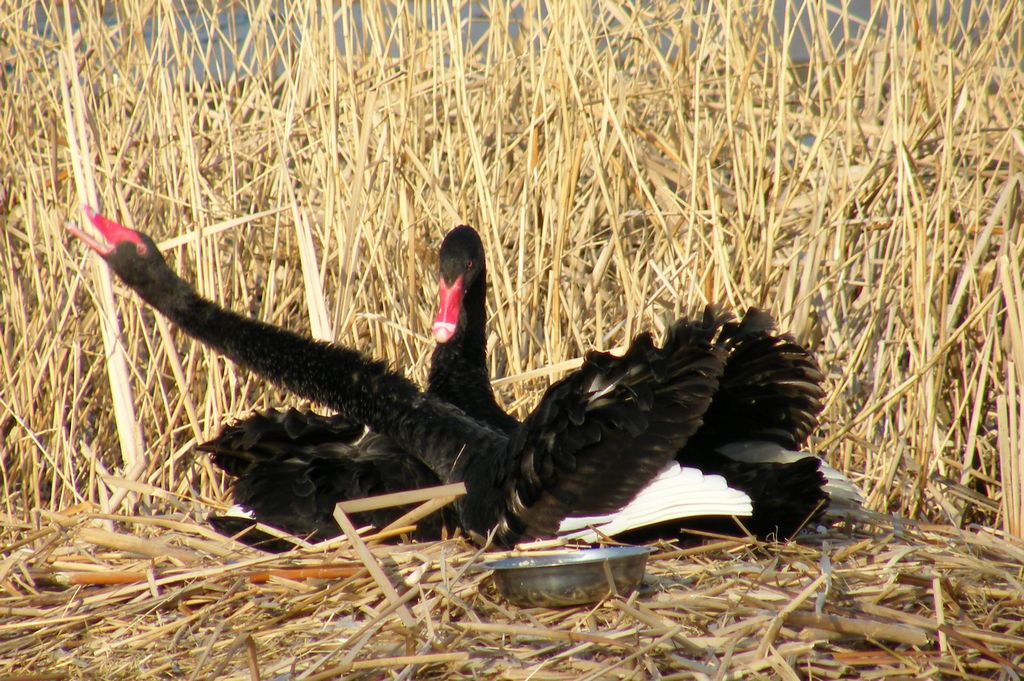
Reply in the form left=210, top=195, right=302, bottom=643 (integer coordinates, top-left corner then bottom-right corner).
left=131, top=266, right=512, bottom=538
left=428, top=266, right=518, bottom=433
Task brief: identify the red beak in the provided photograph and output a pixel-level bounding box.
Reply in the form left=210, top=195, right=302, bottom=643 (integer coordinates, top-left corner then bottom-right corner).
left=66, top=204, right=147, bottom=256
left=432, top=275, right=464, bottom=343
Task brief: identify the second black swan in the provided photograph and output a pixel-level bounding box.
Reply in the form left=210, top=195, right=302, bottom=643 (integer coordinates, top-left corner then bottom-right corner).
left=426, top=226, right=861, bottom=541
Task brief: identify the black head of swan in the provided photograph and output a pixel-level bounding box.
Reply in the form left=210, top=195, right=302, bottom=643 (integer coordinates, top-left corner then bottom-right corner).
left=68, top=206, right=747, bottom=546
left=428, top=226, right=518, bottom=433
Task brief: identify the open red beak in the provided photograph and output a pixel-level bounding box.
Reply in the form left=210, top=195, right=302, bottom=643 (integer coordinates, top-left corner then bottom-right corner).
left=432, top=275, right=464, bottom=343
left=66, top=204, right=146, bottom=256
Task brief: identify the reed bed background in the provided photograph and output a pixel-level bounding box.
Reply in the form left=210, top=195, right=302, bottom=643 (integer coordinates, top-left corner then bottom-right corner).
left=2, top=0, right=1023, bottom=678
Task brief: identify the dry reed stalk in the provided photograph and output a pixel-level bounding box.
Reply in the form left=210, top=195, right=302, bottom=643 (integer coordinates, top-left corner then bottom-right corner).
left=997, top=247, right=1024, bottom=537
left=332, top=505, right=417, bottom=629
left=57, top=4, right=144, bottom=510
left=335, top=482, right=466, bottom=514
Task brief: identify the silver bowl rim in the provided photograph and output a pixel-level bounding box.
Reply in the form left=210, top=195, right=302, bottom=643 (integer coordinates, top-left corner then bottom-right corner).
left=482, top=545, right=652, bottom=571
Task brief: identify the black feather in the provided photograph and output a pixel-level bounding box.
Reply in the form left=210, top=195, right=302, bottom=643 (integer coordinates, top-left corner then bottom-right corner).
left=199, top=409, right=453, bottom=550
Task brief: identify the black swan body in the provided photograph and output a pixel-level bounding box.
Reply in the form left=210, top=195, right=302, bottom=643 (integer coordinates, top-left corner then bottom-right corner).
left=425, top=227, right=861, bottom=541
left=204, top=226, right=851, bottom=547
left=69, top=207, right=757, bottom=547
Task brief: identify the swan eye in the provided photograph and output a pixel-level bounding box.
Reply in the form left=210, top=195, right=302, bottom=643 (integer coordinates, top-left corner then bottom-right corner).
left=466, top=259, right=474, bottom=270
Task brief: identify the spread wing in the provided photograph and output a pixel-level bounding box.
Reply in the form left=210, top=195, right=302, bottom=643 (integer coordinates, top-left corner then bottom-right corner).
left=199, top=408, right=451, bottom=549
left=486, top=318, right=727, bottom=543
left=680, top=306, right=826, bottom=455
left=673, top=307, right=833, bottom=539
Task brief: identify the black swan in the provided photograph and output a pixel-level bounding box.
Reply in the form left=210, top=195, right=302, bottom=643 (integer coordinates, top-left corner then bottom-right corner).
left=69, top=206, right=759, bottom=547
left=203, top=226, right=849, bottom=547
left=425, top=226, right=861, bottom=540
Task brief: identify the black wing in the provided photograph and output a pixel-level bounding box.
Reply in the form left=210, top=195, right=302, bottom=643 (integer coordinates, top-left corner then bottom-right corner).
left=674, top=307, right=830, bottom=539
left=200, top=408, right=451, bottom=550
left=198, top=408, right=366, bottom=476
left=468, top=317, right=727, bottom=544
left=680, top=306, right=825, bottom=454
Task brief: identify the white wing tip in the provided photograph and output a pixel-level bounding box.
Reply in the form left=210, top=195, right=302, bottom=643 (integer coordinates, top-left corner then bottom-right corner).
left=557, top=463, right=753, bottom=542
left=223, top=504, right=255, bottom=519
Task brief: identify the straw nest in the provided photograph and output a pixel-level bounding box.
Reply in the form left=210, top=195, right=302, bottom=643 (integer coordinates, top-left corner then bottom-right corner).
left=3, top=508, right=1023, bottom=679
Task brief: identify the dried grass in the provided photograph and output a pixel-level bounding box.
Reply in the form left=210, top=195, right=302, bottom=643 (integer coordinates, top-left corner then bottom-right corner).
left=2, top=512, right=1023, bottom=679
left=2, top=0, right=1024, bottom=677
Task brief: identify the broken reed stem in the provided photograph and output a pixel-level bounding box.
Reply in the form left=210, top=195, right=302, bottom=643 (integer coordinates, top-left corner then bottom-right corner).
left=77, top=526, right=198, bottom=563
left=756, top=573, right=827, bottom=657
left=30, top=565, right=364, bottom=586
left=332, top=506, right=417, bottom=629
left=245, top=566, right=362, bottom=584
left=337, top=482, right=466, bottom=514
left=377, top=494, right=463, bottom=537
left=785, top=611, right=930, bottom=647
left=455, top=622, right=639, bottom=649
left=304, top=652, right=470, bottom=679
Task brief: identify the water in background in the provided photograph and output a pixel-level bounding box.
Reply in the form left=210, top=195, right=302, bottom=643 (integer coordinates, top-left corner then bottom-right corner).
left=20, top=1, right=1001, bottom=85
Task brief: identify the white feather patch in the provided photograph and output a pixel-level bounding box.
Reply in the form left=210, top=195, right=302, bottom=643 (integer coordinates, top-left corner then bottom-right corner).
left=819, top=463, right=865, bottom=512
left=557, top=463, right=753, bottom=542
left=224, top=504, right=255, bottom=519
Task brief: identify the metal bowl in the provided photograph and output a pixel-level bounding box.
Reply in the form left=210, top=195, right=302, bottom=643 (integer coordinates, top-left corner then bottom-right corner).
left=482, top=546, right=652, bottom=607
